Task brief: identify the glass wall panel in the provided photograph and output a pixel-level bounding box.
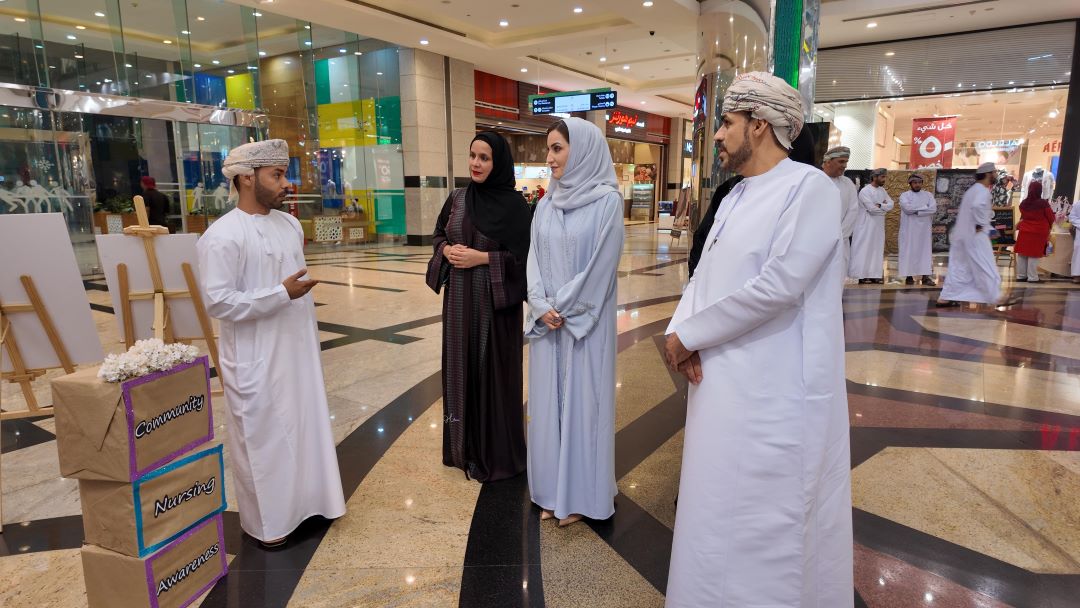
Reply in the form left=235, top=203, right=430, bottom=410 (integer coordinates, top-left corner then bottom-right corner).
left=0, top=0, right=48, bottom=87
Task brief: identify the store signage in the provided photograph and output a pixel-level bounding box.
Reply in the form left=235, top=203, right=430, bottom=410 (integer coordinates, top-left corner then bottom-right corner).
left=910, top=116, right=957, bottom=169
left=684, top=139, right=693, bottom=155
left=530, top=89, right=617, bottom=115
left=609, top=110, right=641, bottom=128
left=1043, top=140, right=1062, bottom=153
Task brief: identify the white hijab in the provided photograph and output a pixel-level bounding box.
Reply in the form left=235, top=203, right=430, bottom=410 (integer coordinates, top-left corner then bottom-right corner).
left=546, top=117, right=619, bottom=211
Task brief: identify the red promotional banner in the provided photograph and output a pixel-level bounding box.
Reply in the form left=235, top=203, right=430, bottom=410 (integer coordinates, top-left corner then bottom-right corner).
left=910, top=117, right=957, bottom=169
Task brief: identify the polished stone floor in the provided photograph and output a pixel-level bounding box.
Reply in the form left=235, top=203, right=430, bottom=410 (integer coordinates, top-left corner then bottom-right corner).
left=2, top=225, right=1080, bottom=607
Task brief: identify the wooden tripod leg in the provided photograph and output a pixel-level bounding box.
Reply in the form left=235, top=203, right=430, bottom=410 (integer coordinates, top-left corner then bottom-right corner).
left=20, top=276, right=74, bottom=374
left=0, top=314, right=39, bottom=412
left=118, top=264, right=135, bottom=349
left=153, top=292, right=166, bottom=342
left=182, top=263, right=220, bottom=374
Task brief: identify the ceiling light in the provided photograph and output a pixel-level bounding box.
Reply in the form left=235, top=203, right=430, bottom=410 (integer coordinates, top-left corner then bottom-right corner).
left=94, top=11, right=105, bottom=17
left=354, top=51, right=362, bottom=55
left=520, top=67, right=528, bottom=72
left=640, top=101, right=646, bottom=105
left=573, top=7, right=582, bottom=13
left=376, top=71, right=383, bottom=75
left=76, top=25, right=86, bottom=30
left=74, top=54, right=83, bottom=58
left=193, top=63, right=201, bottom=68
left=181, top=30, right=190, bottom=35
left=866, top=22, right=877, bottom=28
left=600, top=56, right=606, bottom=62
left=211, top=60, right=220, bottom=64
left=884, top=51, right=894, bottom=56
left=66, top=34, right=77, bottom=40
left=339, top=48, right=346, bottom=53
left=305, top=25, right=310, bottom=29
left=259, top=51, right=267, bottom=56
left=197, top=16, right=205, bottom=21
left=227, top=69, right=235, bottom=74
left=304, top=41, right=312, bottom=45
left=729, top=16, right=734, bottom=22
left=622, top=64, right=630, bottom=70
left=420, top=39, right=429, bottom=45
left=164, top=39, right=173, bottom=44
left=643, top=1, right=654, bottom=6
left=1049, top=109, right=1059, bottom=118
left=499, top=20, right=509, bottom=27
left=14, top=17, right=26, bottom=22
left=253, top=12, right=262, bottom=17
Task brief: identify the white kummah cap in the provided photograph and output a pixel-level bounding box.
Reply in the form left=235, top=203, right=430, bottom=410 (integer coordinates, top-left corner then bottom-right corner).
left=721, top=71, right=805, bottom=150
left=871, top=168, right=887, bottom=177
left=823, top=146, right=850, bottom=160
left=976, top=161, right=996, bottom=174
left=222, top=139, right=290, bottom=200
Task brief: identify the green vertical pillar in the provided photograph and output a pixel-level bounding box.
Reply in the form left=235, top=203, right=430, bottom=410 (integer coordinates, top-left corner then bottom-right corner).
left=772, top=0, right=803, bottom=89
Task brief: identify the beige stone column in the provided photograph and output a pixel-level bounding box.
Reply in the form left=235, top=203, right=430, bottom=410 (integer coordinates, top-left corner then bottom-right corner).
left=399, top=49, right=475, bottom=245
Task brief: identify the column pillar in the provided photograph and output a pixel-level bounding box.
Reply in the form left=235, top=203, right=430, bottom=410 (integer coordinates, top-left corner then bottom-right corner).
left=666, top=117, right=686, bottom=202
left=399, top=48, right=475, bottom=246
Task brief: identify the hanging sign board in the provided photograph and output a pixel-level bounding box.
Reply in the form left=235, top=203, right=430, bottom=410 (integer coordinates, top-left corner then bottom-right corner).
left=910, top=117, right=958, bottom=169
left=530, top=89, right=617, bottom=115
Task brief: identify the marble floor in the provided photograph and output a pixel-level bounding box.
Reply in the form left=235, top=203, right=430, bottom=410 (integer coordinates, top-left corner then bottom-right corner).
left=2, top=225, right=1080, bottom=607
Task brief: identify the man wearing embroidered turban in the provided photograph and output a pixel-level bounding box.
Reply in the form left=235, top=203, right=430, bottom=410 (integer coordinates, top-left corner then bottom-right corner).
left=663, top=72, right=853, bottom=607
left=196, top=139, right=346, bottom=548
left=822, top=146, right=861, bottom=277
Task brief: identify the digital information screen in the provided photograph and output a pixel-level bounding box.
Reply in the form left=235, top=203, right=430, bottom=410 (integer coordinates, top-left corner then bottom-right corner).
left=530, top=90, right=617, bottom=115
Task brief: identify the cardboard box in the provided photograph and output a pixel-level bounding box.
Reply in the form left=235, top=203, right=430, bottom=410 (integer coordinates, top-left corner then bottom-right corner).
left=82, top=513, right=227, bottom=608
left=54, top=357, right=213, bottom=482
left=80, top=444, right=226, bottom=558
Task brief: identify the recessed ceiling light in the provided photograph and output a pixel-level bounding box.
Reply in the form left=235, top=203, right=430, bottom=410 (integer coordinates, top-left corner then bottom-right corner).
left=211, top=60, right=220, bottom=64
left=729, top=16, right=734, bottom=22
left=643, top=1, right=654, bottom=6
left=94, top=11, right=105, bottom=17
left=623, top=65, right=630, bottom=70
left=420, top=39, right=429, bottom=45
left=253, top=12, right=262, bottom=17
left=193, top=63, right=201, bottom=68
left=227, top=69, right=235, bottom=74
left=181, top=30, right=190, bottom=35
left=1049, top=109, right=1059, bottom=118
left=499, top=19, right=509, bottom=27
left=354, top=51, right=362, bottom=55
left=196, top=16, right=205, bottom=21
left=866, top=22, right=877, bottom=28
left=304, top=41, right=312, bottom=45
left=376, top=71, right=383, bottom=75
left=339, top=48, right=346, bottom=53
left=74, top=54, right=83, bottom=58
left=66, top=34, right=77, bottom=40
left=520, top=67, right=527, bottom=72
left=76, top=25, right=86, bottom=30
left=600, top=56, right=607, bottom=62
left=884, top=51, right=894, bottom=56
left=573, top=7, right=582, bottom=13
left=163, top=39, right=172, bottom=44
left=14, top=17, right=26, bottom=22
left=305, top=25, right=310, bottom=29
left=640, top=101, right=646, bottom=105
left=259, top=51, right=267, bottom=56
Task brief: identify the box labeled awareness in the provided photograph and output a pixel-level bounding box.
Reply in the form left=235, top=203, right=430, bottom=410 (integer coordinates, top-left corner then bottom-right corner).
left=53, top=356, right=213, bottom=482
left=82, top=513, right=228, bottom=608
left=80, top=444, right=226, bottom=557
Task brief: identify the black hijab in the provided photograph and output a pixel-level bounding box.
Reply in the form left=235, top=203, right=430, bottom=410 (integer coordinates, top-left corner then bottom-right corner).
left=466, top=132, right=532, bottom=261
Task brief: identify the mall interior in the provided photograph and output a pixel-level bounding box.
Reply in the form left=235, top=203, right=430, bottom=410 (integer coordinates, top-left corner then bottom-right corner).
left=1, top=0, right=1079, bottom=606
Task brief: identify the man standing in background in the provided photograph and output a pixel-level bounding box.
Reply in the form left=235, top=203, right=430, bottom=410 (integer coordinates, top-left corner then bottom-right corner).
left=849, top=168, right=894, bottom=284
left=822, top=146, right=859, bottom=278
left=898, top=174, right=937, bottom=286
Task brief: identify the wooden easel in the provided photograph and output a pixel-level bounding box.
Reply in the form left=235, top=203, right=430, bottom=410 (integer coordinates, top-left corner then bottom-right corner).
left=116, top=196, right=221, bottom=375
left=0, top=276, right=76, bottom=420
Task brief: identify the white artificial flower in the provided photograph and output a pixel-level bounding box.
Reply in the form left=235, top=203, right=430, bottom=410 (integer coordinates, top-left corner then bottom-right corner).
left=97, top=338, right=201, bottom=383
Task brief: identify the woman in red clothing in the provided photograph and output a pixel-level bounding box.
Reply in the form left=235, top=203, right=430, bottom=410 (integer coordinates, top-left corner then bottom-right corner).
left=1013, top=182, right=1057, bottom=282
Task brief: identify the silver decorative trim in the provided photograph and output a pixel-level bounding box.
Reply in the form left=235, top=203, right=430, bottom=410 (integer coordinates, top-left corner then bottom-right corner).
left=0, top=82, right=269, bottom=127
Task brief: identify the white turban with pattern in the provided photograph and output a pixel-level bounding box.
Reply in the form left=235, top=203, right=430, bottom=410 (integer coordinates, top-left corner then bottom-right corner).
left=222, top=139, right=290, bottom=200
left=721, top=72, right=805, bottom=150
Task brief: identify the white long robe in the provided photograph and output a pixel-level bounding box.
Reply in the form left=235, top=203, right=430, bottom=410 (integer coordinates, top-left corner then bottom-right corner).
left=831, top=175, right=860, bottom=275
left=1070, top=203, right=1080, bottom=277
left=666, top=159, right=853, bottom=607
left=197, top=208, right=346, bottom=541
left=898, top=190, right=937, bottom=276
left=940, top=184, right=1001, bottom=304
left=849, top=184, right=894, bottom=279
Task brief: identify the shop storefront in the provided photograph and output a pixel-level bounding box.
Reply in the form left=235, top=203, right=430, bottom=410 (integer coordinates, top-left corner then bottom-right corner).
left=0, top=0, right=407, bottom=275
left=474, top=71, right=672, bottom=221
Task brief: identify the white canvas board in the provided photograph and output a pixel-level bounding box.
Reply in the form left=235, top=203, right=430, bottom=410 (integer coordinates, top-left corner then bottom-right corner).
left=0, top=214, right=104, bottom=372
left=95, top=233, right=206, bottom=342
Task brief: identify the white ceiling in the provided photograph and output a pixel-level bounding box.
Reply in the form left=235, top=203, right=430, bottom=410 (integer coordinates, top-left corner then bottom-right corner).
left=1, top=0, right=1076, bottom=119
